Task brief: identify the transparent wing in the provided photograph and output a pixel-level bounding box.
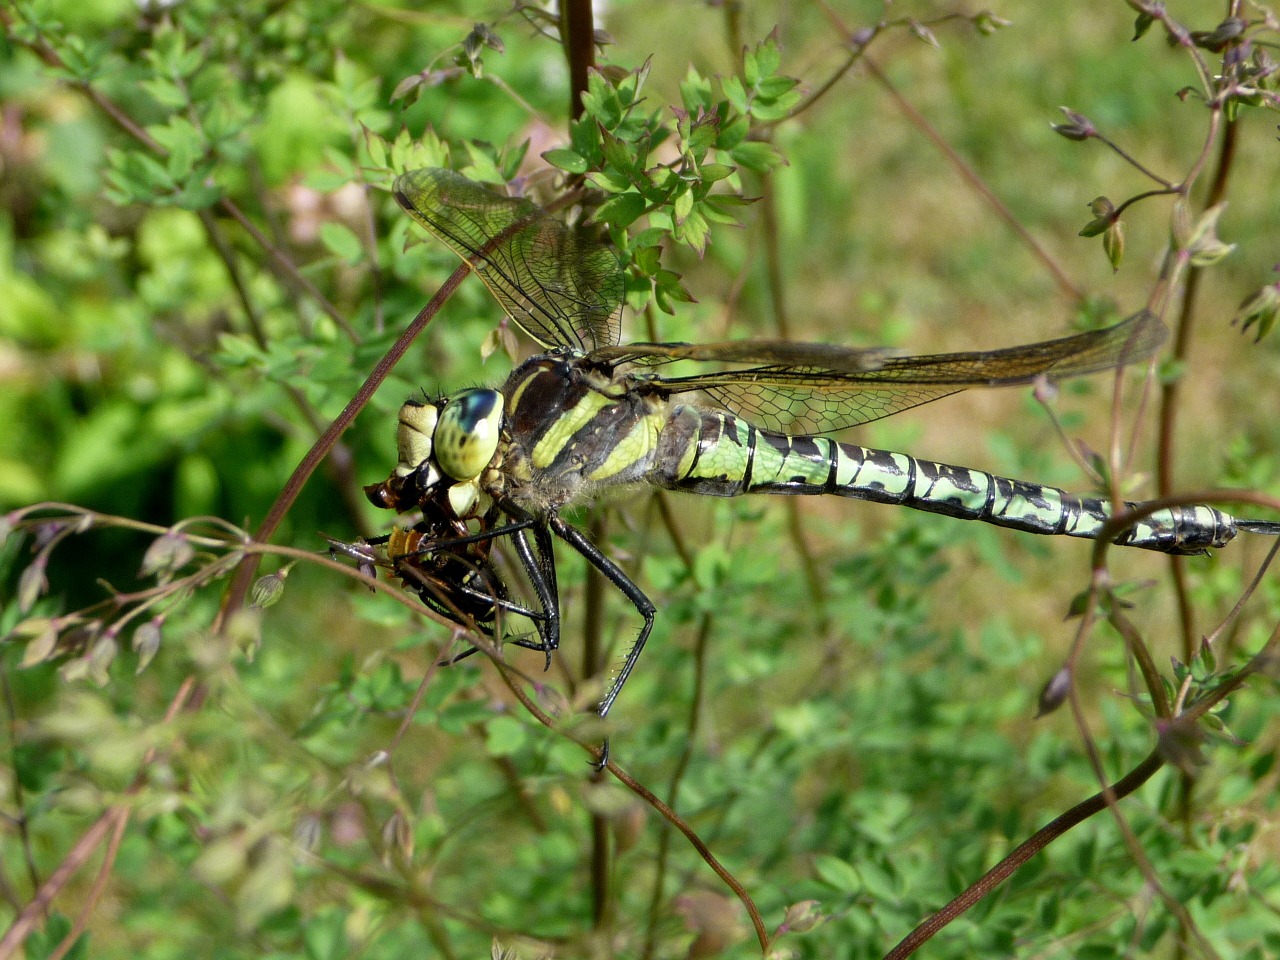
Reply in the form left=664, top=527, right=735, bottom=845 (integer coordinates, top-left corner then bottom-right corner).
left=639, top=310, right=1165, bottom=434
left=589, top=339, right=893, bottom=372
left=395, top=168, right=623, bottom=352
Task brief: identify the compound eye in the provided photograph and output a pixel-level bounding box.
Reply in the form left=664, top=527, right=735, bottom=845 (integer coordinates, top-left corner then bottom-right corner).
left=393, top=400, right=439, bottom=477
left=434, top=389, right=504, bottom=481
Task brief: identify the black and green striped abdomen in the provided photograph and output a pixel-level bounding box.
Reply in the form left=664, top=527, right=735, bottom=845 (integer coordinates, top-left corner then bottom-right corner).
left=652, top=408, right=1236, bottom=555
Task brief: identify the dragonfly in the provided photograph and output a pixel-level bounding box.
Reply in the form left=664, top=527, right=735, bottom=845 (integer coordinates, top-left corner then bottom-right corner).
left=358, top=166, right=1278, bottom=747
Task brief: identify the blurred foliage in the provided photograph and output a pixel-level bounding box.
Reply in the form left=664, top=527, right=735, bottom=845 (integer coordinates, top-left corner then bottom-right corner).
left=2, top=0, right=1280, bottom=958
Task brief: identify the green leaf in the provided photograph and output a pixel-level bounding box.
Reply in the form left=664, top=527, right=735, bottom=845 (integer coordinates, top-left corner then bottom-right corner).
left=673, top=188, right=693, bottom=224
left=754, top=37, right=781, bottom=78
left=318, top=222, right=364, bottom=265
left=729, top=140, right=783, bottom=173
left=593, top=192, right=646, bottom=228
left=716, top=115, right=750, bottom=150
left=585, top=170, right=632, bottom=194
left=24, top=913, right=86, bottom=960
left=750, top=96, right=797, bottom=123
left=680, top=66, right=713, bottom=111
left=333, top=56, right=360, bottom=97
left=814, top=855, right=862, bottom=893
left=600, top=129, right=638, bottom=178
left=362, top=126, right=388, bottom=170
left=743, top=48, right=760, bottom=88
left=141, top=76, right=188, bottom=109
left=633, top=244, right=662, bottom=274
left=757, top=76, right=798, bottom=98
left=485, top=716, right=527, bottom=756
left=857, top=860, right=898, bottom=900
left=721, top=75, right=749, bottom=114
left=543, top=148, right=589, bottom=174
left=691, top=541, right=729, bottom=588
left=569, top=118, right=603, bottom=164
left=149, top=117, right=203, bottom=180
left=463, top=145, right=505, bottom=184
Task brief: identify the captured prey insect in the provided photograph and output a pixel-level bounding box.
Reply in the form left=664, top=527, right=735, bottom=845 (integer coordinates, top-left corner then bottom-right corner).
left=331, top=485, right=550, bottom=659
left=357, top=167, right=1280, bottom=745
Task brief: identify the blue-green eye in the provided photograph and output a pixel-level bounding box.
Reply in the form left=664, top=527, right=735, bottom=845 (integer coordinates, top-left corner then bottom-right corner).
left=434, top=389, right=504, bottom=480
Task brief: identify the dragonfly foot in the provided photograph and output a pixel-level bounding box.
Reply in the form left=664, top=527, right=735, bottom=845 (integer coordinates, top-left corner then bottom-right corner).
left=591, top=737, right=610, bottom=771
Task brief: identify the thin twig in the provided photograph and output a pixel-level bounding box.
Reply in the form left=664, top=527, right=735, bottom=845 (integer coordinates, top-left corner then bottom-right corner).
left=0, top=666, right=40, bottom=899
left=0, top=677, right=196, bottom=959
left=883, top=749, right=1164, bottom=959
left=215, top=262, right=471, bottom=627
left=862, top=57, right=1083, bottom=303
left=486, top=657, right=769, bottom=953
left=583, top=510, right=610, bottom=929
left=887, top=609, right=1280, bottom=959
left=641, top=611, right=714, bottom=960
left=45, top=808, right=129, bottom=960
left=5, top=21, right=357, bottom=342
left=755, top=171, right=831, bottom=630
left=1203, top=537, right=1280, bottom=648
left=1157, top=111, right=1239, bottom=658
left=561, top=0, right=596, bottom=121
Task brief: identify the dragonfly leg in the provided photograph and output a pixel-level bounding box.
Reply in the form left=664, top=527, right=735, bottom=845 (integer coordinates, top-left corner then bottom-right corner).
left=506, top=516, right=562, bottom=669
left=396, top=518, right=539, bottom=559
left=431, top=524, right=555, bottom=665
left=378, top=517, right=551, bottom=664
left=548, top=514, right=656, bottom=768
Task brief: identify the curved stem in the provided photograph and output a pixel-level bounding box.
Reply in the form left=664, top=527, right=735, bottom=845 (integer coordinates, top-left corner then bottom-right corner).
left=215, top=263, right=470, bottom=629
left=561, top=0, right=595, bottom=120
left=1154, top=113, right=1240, bottom=658
left=884, top=749, right=1164, bottom=960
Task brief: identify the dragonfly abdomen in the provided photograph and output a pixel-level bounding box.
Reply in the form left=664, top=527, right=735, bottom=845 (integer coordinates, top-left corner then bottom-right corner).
left=657, top=409, right=1237, bottom=555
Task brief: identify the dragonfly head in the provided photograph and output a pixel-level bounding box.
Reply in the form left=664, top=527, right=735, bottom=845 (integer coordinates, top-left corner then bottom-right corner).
left=364, top=391, right=504, bottom=513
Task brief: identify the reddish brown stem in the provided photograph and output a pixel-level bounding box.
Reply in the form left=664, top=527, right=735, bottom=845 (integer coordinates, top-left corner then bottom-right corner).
left=1156, top=116, right=1241, bottom=659
left=215, top=264, right=470, bottom=628
left=561, top=0, right=595, bottom=120
left=0, top=677, right=196, bottom=958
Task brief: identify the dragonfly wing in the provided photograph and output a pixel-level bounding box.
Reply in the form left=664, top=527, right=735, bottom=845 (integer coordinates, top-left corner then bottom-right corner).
left=395, top=168, right=624, bottom=352
left=649, top=310, right=1165, bottom=434
left=589, top=339, right=893, bottom=372
left=867, top=308, right=1165, bottom=384
left=659, top=375, right=965, bottom=434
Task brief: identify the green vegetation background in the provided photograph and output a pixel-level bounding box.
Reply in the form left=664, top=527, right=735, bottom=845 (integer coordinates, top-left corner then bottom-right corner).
left=2, top=0, right=1279, bottom=958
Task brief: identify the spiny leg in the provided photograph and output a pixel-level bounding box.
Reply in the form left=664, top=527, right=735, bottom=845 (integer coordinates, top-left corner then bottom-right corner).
left=503, top=510, right=562, bottom=669
left=396, top=518, right=539, bottom=560
left=549, top=514, right=657, bottom=767
left=429, top=576, right=552, bottom=665
left=385, top=518, right=550, bottom=663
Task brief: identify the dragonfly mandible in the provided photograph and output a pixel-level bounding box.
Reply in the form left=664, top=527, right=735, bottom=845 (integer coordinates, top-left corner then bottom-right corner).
left=357, top=167, right=1277, bottom=748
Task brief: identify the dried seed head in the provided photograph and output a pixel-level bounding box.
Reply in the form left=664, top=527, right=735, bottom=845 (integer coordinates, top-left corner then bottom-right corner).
left=140, top=531, right=194, bottom=580
left=132, top=617, right=164, bottom=674
left=17, top=560, right=48, bottom=615
left=1036, top=666, right=1072, bottom=717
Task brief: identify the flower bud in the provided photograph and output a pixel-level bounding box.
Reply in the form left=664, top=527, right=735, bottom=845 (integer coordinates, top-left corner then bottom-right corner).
left=140, top=531, right=194, bottom=580
left=132, top=617, right=164, bottom=673
left=1036, top=666, right=1072, bottom=717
